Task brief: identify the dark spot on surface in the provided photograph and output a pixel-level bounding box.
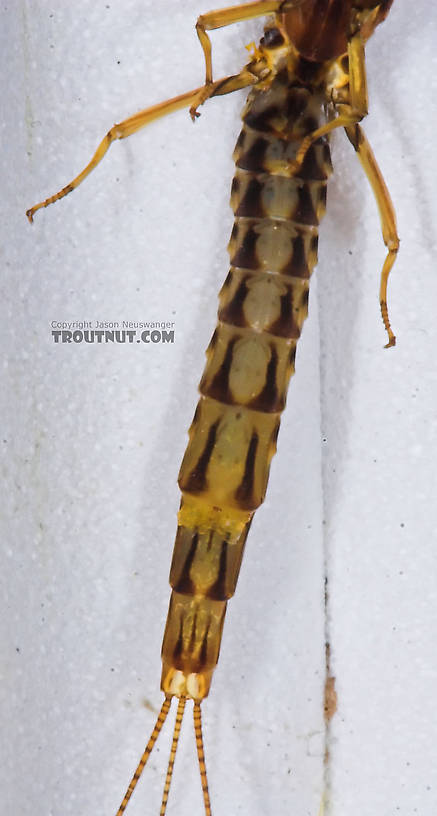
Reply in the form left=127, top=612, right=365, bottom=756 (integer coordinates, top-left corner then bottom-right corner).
left=249, top=345, right=281, bottom=412
left=235, top=136, right=268, bottom=172
left=219, top=277, right=249, bottom=327
left=234, top=176, right=265, bottom=218
left=230, top=225, right=259, bottom=270
left=183, top=421, right=219, bottom=493
left=203, top=338, right=236, bottom=402
left=235, top=431, right=259, bottom=509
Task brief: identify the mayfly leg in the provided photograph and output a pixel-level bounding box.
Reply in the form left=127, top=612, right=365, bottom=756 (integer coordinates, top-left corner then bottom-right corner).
left=287, top=29, right=398, bottom=347
left=344, top=123, right=399, bottom=348
left=26, top=0, right=305, bottom=222
left=26, top=73, right=255, bottom=223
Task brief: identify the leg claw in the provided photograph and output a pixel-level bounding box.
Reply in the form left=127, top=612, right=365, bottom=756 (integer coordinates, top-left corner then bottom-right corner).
left=189, top=106, right=201, bottom=122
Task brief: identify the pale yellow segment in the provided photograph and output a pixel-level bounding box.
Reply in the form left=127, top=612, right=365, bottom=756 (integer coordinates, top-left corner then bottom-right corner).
left=228, top=335, right=271, bottom=401
left=260, top=175, right=300, bottom=219
left=254, top=219, right=298, bottom=270
left=243, top=275, right=286, bottom=330
left=205, top=409, right=253, bottom=494
left=186, top=536, right=225, bottom=594
left=178, top=495, right=251, bottom=538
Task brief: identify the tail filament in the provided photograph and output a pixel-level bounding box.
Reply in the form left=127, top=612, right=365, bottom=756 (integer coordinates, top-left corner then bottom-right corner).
left=159, top=696, right=186, bottom=816
left=114, top=695, right=212, bottom=816
left=193, top=701, right=212, bottom=816
left=115, top=696, right=171, bottom=816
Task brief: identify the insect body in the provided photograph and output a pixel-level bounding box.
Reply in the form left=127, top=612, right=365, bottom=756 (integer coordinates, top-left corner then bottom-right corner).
left=27, top=1, right=398, bottom=814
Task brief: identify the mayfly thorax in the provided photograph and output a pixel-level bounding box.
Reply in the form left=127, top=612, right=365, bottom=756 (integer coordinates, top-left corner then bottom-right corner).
left=27, top=1, right=398, bottom=814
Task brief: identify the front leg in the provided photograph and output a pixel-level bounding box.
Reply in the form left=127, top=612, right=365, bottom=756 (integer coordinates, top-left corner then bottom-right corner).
left=195, top=0, right=299, bottom=83
left=26, top=72, right=256, bottom=223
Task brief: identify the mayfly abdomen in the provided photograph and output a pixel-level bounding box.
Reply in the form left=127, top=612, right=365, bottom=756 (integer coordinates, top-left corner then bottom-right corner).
left=162, top=65, right=333, bottom=701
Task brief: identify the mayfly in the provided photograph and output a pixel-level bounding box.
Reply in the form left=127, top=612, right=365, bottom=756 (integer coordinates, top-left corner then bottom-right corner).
left=27, top=1, right=398, bottom=813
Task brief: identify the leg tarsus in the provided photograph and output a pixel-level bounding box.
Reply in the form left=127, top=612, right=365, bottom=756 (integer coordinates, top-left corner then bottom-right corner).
left=380, top=246, right=398, bottom=348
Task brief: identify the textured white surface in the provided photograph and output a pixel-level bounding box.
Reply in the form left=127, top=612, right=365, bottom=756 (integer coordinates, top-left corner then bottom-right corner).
left=2, top=2, right=437, bottom=816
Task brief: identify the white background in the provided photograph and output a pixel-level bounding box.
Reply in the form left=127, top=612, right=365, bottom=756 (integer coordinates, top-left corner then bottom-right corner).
left=2, top=2, right=437, bottom=815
